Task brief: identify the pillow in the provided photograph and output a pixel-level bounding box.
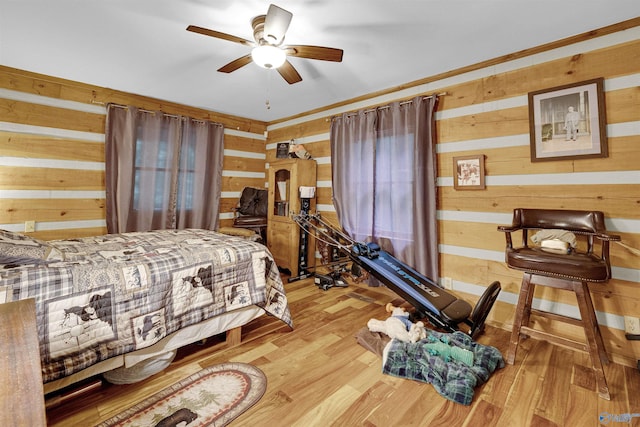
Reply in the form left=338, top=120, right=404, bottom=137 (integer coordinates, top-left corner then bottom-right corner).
left=530, top=229, right=577, bottom=248
left=0, top=229, right=64, bottom=264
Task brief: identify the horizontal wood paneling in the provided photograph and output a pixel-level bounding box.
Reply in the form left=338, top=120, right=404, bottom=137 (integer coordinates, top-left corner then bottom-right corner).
left=572, top=136, right=640, bottom=172
left=224, top=133, right=267, bottom=152
left=436, top=38, right=640, bottom=112
left=0, top=199, right=105, bottom=223
left=0, top=132, right=104, bottom=162
left=317, top=211, right=339, bottom=227
left=0, top=166, right=104, bottom=190
left=438, top=185, right=640, bottom=219
left=316, top=187, right=334, bottom=209
left=439, top=219, right=639, bottom=269
left=0, top=65, right=267, bottom=239
left=222, top=156, right=265, bottom=174
left=438, top=106, right=529, bottom=143
left=0, top=66, right=267, bottom=134
left=605, top=86, right=640, bottom=124
left=317, top=163, right=332, bottom=182
left=218, top=198, right=239, bottom=215
left=440, top=135, right=640, bottom=177
left=305, top=140, right=331, bottom=158
left=30, top=227, right=107, bottom=241
left=436, top=85, right=639, bottom=145
left=0, top=98, right=105, bottom=133
left=265, top=23, right=640, bottom=368
left=268, top=116, right=329, bottom=142
left=0, top=22, right=638, bottom=367
left=441, top=253, right=638, bottom=316
left=221, top=176, right=265, bottom=193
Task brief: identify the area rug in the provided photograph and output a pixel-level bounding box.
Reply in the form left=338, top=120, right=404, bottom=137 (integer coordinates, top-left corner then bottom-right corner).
left=97, top=363, right=266, bottom=427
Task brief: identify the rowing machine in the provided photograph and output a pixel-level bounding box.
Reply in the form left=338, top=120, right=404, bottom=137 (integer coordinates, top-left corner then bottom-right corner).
left=292, top=212, right=501, bottom=338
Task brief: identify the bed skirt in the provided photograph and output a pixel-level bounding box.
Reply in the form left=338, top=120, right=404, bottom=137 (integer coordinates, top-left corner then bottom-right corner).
left=43, top=306, right=264, bottom=394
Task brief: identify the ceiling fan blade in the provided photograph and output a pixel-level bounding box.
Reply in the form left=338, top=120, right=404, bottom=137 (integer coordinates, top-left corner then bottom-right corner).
left=277, top=60, right=302, bottom=84
left=218, top=54, right=253, bottom=73
left=263, top=4, right=292, bottom=45
left=285, top=45, right=343, bottom=62
left=186, top=25, right=254, bottom=47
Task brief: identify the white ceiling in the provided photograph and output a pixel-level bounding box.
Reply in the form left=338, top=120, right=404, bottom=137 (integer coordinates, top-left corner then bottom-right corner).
left=1, top=1, right=639, bottom=122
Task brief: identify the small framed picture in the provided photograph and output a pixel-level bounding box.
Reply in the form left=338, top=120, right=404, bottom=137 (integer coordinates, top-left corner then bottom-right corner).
left=453, top=155, right=485, bottom=190
left=528, top=78, right=607, bottom=162
left=276, top=142, right=290, bottom=159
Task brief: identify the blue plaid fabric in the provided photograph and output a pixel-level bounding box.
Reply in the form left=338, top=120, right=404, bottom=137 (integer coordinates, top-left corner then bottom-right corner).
left=382, top=330, right=504, bottom=405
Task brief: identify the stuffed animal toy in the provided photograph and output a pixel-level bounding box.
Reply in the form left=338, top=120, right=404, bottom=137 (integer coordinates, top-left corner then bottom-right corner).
left=288, top=144, right=312, bottom=159
left=367, top=303, right=427, bottom=343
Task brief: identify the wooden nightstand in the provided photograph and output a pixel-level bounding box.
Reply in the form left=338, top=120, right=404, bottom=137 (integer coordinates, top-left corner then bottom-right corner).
left=0, top=298, right=46, bottom=426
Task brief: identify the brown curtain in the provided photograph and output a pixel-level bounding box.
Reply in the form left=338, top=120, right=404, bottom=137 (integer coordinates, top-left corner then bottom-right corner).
left=105, top=105, right=224, bottom=233
left=330, top=95, right=439, bottom=279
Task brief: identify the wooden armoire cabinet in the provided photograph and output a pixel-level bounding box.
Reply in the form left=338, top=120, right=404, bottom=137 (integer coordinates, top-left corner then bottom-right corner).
left=267, top=158, right=317, bottom=277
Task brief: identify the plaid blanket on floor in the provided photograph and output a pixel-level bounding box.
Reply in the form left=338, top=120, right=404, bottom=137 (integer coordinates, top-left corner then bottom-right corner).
left=381, top=330, right=504, bottom=405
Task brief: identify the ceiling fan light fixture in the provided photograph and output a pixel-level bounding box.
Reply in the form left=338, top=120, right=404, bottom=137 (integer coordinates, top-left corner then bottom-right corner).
left=187, top=4, right=342, bottom=84
left=251, top=45, right=286, bottom=69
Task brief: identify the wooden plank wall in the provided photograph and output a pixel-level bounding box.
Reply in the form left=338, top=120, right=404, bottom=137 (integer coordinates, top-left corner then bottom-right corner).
left=0, top=65, right=268, bottom=240
left=0, top=21, right=638, bottom=368
left=265, top=21, right=640, bottom=367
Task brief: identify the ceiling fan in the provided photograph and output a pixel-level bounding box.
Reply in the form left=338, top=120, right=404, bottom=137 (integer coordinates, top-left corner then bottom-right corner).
left=186, top=4, right=343, bottom=84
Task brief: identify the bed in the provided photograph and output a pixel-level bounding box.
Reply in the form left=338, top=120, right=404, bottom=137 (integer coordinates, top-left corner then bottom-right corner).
left=0, top=228, right=292, bottom=394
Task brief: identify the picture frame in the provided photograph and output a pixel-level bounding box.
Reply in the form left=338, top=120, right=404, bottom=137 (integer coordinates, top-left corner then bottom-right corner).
left=453, top=154, right=485, bottom=190
left=276, top=142, right=290, bottom=159
left=528, top=78, right=607, bottom=162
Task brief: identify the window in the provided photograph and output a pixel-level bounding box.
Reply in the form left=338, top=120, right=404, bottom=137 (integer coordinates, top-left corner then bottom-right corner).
left=133, top=138, right=197, bottom=212
left=105, top=105, right=224, bottom=233
left=372, top=133, right=414, bottom=248
left=330, top=95, right=438, bottom=277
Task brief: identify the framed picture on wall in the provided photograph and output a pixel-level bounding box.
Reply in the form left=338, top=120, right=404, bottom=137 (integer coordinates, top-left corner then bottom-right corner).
left=276, top=142, right=290, bottom=159
left=528, top=78, right=607, bottom=162
left=453, top=154, right=485, bottom=190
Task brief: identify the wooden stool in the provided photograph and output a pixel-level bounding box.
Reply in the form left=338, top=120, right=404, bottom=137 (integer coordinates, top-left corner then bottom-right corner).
left=508, top=273, right=610, bottom=399
left=498, top=208, right=620, bottom=400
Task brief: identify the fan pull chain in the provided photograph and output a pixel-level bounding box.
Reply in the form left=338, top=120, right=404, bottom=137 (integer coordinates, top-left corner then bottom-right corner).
left=265, top=70, right=272, bottom=110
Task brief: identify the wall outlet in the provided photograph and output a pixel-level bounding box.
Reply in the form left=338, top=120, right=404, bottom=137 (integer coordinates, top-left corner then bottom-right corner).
left=24, top=220, right=35, bottom=233
left=443, top=277, right=453, bottom=290
left=624, top=316, right=640, bottom=335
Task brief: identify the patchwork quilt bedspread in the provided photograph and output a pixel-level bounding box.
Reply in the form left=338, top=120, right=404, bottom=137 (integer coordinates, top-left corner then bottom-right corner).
left=0, top=229, right=292, bottom=383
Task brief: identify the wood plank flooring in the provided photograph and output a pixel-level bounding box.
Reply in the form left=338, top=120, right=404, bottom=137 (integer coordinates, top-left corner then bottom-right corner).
left=46, top=277, right=640, bottom=426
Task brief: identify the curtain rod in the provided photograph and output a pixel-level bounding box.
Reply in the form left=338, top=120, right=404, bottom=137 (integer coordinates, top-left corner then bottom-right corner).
left=327, top=92, right=448, bottom=121
left=373, top=92, right=448, bottom=111
left=90, top=100, right=222, bottom=126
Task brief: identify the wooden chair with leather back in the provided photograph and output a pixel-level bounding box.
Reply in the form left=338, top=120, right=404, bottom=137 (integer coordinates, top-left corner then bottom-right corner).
left=498, top=208, right=620, bottom=400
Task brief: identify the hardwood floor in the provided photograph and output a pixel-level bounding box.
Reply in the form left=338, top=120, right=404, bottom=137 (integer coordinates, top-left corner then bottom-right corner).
left=46, top=276, right=640, bottom=426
